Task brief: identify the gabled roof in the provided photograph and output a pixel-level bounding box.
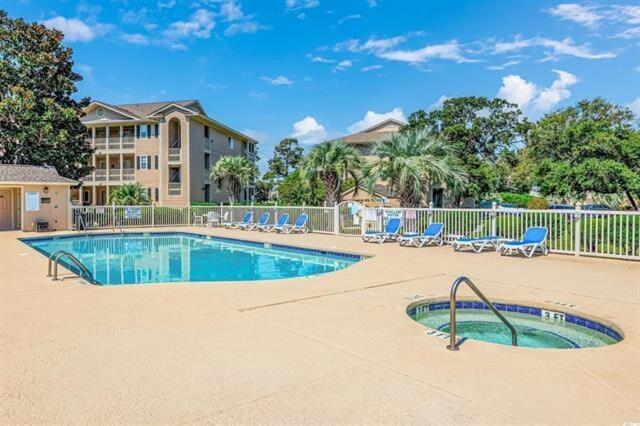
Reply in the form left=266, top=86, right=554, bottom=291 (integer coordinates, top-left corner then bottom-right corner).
left=87, top=101, right=140, bottom=120
left=119, top=100, right=200, bottom=117
left=0, top=165, right=77, bottom=185
left=332, top=118, right=406, bottom=145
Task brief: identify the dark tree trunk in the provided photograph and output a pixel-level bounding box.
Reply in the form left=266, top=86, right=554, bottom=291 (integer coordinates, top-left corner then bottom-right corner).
left=624, top=189, right=638, bottom=211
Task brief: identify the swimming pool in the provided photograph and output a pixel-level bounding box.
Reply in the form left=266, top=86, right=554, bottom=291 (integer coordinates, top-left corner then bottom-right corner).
left=408, top=300, right=623, bottom=349
left=21, top=232, right=362, bottom=285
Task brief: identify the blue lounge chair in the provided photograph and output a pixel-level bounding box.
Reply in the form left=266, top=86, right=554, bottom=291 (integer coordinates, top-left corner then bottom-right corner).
left=452, top=235, right=502, bottom=253
left=243, top=212, right=270, bottom=230
left=277, top=213, right=308, bottom=233
left=498, top=227, right=549, bottom=258
left=362, top=217, right=401, bottom=243
left=398, top=222, right=444, bottom=247
left=259, top=213, right=289, bottom=232
left=224, top=211, right=253, bottom=229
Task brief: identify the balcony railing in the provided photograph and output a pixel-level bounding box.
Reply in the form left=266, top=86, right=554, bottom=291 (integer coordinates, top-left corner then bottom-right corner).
left=123, top=169, right=135, bottom=180
left=108, top=169, right=121, bottom=180
left=94, top=169, right=107, bottom=181
left=168, top=148, right=181, bottom=163
left=94, top=138, right=107, bottom=150
left=168, top=182, right=181, bottom=196
left=122, top=136, right=134, bottom=149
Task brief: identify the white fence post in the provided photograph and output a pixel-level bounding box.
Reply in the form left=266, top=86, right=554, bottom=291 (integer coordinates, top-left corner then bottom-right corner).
left=188, top=205, right=192, bottom=226
left=360, top=206, right=366, bottom=236
left=152, top=204, right=155, bottom=227
left=274, top=202, right=278, bottom=225
left=574, top=202, right=582, bottom=257
left=428, top=201, right=434, bottom=225
left=111, top=202, right=116, bottom=228
left=68, top=203, right=73, bottom=230
left=333, top=203, right=340, bottom=235
left=491, top=201, right=498, bottom=236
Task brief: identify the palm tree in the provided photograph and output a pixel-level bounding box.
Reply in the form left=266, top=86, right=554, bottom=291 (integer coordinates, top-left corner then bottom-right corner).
left=210, top=156, right=258, bottom=203
left=300, top=140, right=363, bottom=206
left=365, top=128, right=467, bottom=207
left=109, top=183, right=150, bottom=205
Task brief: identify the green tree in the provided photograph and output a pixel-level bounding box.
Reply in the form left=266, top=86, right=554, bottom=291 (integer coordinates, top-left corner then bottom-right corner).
left=267, top=138, right=303, bottom=180
left=365, top=128, right=467, bottom=206
left=300, top=140, right=363, bottom=206
left=0, top=10, right=93, bottom=180
left=109, top=183, right=149, bottom=205
left=406, top=97, right=530, bottom=202
left=529, top=98, right=640, bottom=210
left=210, top=156, right=258, bottom=203
left=277, top=169, right=325, bottom=205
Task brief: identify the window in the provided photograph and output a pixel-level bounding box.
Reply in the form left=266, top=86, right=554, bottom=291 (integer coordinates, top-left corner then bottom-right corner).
left=204, top=184, right=210, bottom=202
left=154, top=187, right=159, bottom=202
left=227, top=136, right=234, bottom=149
left=204, top=153, right=210, bottom=170
left=96, top=108, right=105, bottom=118
left=138, top=155, right=150, bottom=170
left=137, top=125, right=149, bottom=139
left=204, top=125, right=209, bottom=138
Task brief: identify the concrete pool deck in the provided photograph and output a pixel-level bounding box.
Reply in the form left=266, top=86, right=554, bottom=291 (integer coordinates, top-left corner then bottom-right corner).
left=1, top=227, right=639, bottom=424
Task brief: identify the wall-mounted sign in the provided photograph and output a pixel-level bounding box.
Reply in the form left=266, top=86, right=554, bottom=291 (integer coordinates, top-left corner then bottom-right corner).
left=124, top=207, right=142, bottom=219
left=41, top=197, right=51, bottom=204
left=25, top=192, right=40, bottom=212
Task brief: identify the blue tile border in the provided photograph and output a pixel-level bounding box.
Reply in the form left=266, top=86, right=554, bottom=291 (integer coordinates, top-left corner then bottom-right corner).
left=19, top=231, right=366, bottom=262
left=410, top=300, right=623, bottom=342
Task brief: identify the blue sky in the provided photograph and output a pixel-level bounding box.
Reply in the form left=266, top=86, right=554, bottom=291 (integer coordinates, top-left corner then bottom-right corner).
left=4, top=0, right=640, bottom=172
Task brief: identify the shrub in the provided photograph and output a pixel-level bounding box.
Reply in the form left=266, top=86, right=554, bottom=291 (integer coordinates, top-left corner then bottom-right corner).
left=498, top=192, right=534, bottom=208
left=527, top=197, right=549, bottom=209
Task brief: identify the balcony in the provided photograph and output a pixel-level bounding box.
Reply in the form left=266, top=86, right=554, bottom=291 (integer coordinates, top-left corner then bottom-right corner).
left=244, top=150, right=257, bottom=161
left=108, top=169, right=121, bottom=180
left=95, top=169, right=107, bottom=182
left=168, top=148, right=181, bottom=163
left=94, top=137, right=107, bottom=150
left=122, top=168, right=135, bottom=181
left=168, top=182, right=182, bottom=196
left=122, top=136, right=134, bottom=150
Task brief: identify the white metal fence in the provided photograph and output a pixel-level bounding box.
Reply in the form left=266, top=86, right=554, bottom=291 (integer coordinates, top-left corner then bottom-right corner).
left=70, top=204, right=639, bottom=261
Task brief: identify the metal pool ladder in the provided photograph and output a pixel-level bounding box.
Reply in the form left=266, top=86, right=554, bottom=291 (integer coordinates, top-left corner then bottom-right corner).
left=447, top=276, right=517, bottom=351
left=76, top=213, right=88, bottom=237
left=47, top=250, right=96, bottom=285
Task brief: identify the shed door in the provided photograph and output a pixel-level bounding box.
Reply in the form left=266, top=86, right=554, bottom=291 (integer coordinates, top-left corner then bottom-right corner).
left=0, top=189, right=13, bottom=229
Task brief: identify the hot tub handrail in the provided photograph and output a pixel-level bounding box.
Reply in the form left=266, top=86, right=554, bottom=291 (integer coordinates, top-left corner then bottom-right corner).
left=47, top=250, right=96, bottom=285
left=447, top=276, right=518, bottom=351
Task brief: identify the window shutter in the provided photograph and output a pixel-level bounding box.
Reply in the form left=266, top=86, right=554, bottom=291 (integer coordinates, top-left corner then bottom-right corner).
left=147, top=155, right=151, bottom=168
left=155, top=124, right=159, bottom=137
left=136, top=125, right=140, bottom=138
left=136, top=156, right=140, bottom=170
left=154, top=155, right=159, bottom=169
left=155, top=187, right=159, bottom=201
left=147, top=125, right=151, bottom=138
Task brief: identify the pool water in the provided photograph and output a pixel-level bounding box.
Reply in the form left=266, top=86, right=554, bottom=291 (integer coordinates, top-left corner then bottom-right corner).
left=409, top=302, right=622, bottom=349
left=22, top=232, right=361, bottom=285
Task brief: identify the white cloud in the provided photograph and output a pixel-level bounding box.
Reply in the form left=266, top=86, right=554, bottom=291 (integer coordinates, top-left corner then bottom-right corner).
left=428, top=95, right=449, bottom=110
left=547, top=4, right=603, bottom=28
left=164, top=9, right=215, bottom=40
left=76, top=64, right=93, bottom=83
left=338, top=14, right=361, bottom=24
left=41, top=16, right=99, bottom=42
left=219, top=0, right=244, bottom=21
left=335, top=36, right=406, bottom=53
left=497, top=75, right=537, bottom=109
left=292, top=116, right=327, bottom=145
left=612, top=26, right=640, bottom=39
left=626, top=97, right=640, bottom=116
left=225, top=21, right=267, bottom=36
left=486, top=59, right=521, bottom=71
left=611, top=5, right=640, bottom=25
left=157, top=0, right=176, bottom=10
left=362, top=64, right=382, bottom=72
left=333, top=59, right=352, bottom=72
left=377, top=40, right=471, bottom=63
left=261, top=75, right=294, bottom=85
left=120, top=33, right=149, bottom=45
left=297, top=13, right=306, bottom=19
left=367, top=0, right=378, bottom=6
left=310, top=55, right=335, bottom=63
left=286, top=0, right=319, bottom=11
left=347, top=108, right=406, bottom=133
left=493, top=36, right=615, bottom=60
left=497, top=70, right=578, bottom=114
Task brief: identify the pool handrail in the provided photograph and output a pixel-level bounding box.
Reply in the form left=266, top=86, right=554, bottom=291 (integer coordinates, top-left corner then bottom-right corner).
left=447, top=276, right=517, bottom=351
left=47, top=250, right=96, bottom=285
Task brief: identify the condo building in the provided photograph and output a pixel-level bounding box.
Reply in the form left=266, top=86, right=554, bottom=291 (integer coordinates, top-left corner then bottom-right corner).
left=78, top=100, right=257, bottom=206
